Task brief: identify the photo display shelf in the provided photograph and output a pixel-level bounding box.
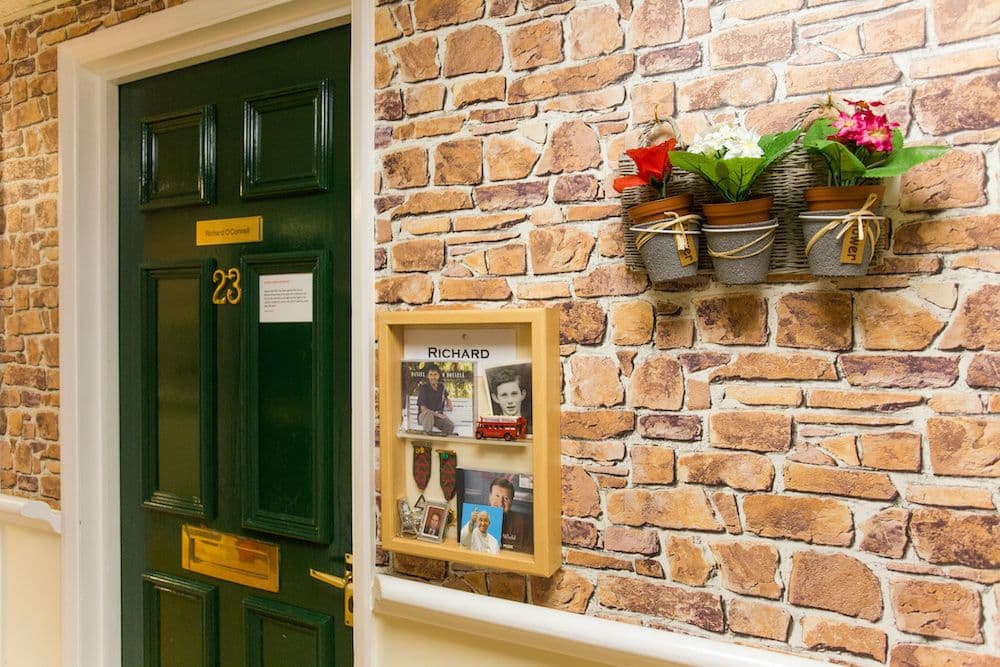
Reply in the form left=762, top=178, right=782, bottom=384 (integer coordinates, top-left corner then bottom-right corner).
left=378, top=308, right=561, bottom=577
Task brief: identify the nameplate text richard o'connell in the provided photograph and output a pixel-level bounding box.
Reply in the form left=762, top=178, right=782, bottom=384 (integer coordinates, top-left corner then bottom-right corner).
left=196, top=216, right=263, bottom=246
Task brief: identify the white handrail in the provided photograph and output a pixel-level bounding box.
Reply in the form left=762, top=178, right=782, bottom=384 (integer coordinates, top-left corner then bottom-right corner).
left=373, top=574, right=823, bottom=667
left=0, top=495, right=62, bottom=534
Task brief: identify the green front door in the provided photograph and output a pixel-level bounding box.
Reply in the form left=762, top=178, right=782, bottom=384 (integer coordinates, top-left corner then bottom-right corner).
left=118, top=27, right=352, bottom=666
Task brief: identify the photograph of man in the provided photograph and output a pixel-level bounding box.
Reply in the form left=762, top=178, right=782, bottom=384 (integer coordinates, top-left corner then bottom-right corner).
left=424, top=510, right=441, bottom=536
left=488, top=477, right=532, bottom=553
left=485, top=363, right=532, bottom=433
left=459, top=505, right=502, bottom=554
left=418, top=505, right=447, bottom=542
left=416, top=363, right=454, bottom=436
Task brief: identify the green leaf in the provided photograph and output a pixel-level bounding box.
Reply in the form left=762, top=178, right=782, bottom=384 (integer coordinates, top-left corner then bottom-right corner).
left=758, top=129, right=801, bottom=163
left=751, top=129, right=801, bottom=185
left=891, top=127, right=904, bottom=153
left=809, top=138, right=868, bottom=185
left=803, top=118, right=836, bottom=147
left=863, top=145, right=949, bottom=178
left=668, top=150, right=720, bottom=185
left=670, top=151, right=750, bottom=201
left=717, top=157, right=758, bottom=201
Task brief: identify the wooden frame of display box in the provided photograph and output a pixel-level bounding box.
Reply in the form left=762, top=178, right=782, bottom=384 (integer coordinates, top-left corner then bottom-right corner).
left=377, top=308, right=560, bottom=576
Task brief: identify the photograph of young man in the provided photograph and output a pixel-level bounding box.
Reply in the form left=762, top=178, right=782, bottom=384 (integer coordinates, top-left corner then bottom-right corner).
left=416, top=363, right=454, bottom=435
left=485, top=363, right=531, bottom=432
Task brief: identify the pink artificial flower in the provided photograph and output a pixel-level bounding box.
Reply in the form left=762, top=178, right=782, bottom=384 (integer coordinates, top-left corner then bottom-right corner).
left=854, top=112, right=898, bottom=153
left=830, top=98, right=899, bottom=153
left=857, top=124, right=893, bottom=152
left=832, top=111, right=864, bottom=143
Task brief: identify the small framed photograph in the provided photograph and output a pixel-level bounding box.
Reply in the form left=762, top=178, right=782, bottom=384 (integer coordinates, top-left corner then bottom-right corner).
left=417, top=501, right=448, bottom=542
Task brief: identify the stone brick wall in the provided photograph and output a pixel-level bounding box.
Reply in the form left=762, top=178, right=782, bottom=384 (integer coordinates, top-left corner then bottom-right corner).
left=374, top=1, right=1000, bottom=664
left=0, top=0, right=186, bottom=505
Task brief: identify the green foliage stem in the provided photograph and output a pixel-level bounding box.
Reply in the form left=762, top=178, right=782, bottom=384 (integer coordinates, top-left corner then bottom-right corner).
left=668, top=129, right=800, bottom=202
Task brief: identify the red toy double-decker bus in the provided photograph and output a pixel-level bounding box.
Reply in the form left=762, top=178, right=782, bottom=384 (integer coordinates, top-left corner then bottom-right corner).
left=474, top=416, right=528, bottom=441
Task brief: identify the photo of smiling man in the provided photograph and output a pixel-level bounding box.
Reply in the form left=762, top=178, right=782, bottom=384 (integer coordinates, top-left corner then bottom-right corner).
left=484, top=362, right=532, bottom=434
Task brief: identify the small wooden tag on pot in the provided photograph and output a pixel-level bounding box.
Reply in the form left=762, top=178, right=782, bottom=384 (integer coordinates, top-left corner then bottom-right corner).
left=840, top=232, right=865, bottom=265
left=675, top=235, right=697, bottom=266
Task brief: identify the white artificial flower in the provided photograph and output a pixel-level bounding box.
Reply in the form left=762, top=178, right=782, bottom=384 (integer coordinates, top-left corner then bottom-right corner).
left=722, top=126, right=763, bottom=158
left=689, top=124, right=763, bottom=159
left=689, top=125, right=730, bottom=156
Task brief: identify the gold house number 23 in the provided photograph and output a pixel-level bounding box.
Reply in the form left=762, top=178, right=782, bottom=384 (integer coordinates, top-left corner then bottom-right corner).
left=212, top=268, right=242, bottom=305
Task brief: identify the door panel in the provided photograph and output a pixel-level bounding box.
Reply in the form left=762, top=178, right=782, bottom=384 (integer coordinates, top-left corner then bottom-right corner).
left=241, top=252, right=331, bottom=543
left=242, top=82, right=331, bottom=198
left=243, top=597, right=333, bottom=667
left=141, top=261, right=217, bottom=518
left=120, top=27, right=352, bottom=667
left=143, top=572, right=219, bottom=667
left=140, top=106, right=217, bottom=209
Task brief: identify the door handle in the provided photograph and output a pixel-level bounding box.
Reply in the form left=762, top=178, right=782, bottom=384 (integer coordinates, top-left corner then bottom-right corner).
left=309, top=569, right=349, bottom=588
left=309, top=553, right=353, bottom=627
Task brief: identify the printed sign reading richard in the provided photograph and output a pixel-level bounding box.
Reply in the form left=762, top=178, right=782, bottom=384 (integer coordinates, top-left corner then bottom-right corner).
left=403, top=328, right=516, bottom=362
left=259, top=273, right=313, bottom=323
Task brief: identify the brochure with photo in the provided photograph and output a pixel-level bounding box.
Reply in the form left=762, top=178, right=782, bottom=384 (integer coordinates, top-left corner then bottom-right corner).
left=456, top=468, right=533, bottom=554
left=401, top=360, right=475, bottom=438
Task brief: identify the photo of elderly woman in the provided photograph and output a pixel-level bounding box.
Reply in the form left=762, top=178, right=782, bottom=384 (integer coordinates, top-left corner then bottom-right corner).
left=484, top=362, right=532, bottom=434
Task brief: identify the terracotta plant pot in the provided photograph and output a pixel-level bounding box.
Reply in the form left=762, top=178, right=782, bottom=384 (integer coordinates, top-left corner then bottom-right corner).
left=804, top=184, right=885, bottom=211
left=701, top=196, right=774, bottom=226
left=627, top=194, right=693, bottom=225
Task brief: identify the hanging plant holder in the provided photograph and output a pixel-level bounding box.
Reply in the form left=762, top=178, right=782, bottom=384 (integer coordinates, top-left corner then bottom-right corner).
left=800, top=195, right=885, bottom=277
left=620, top=154, right=897, bottom=277
left=620, top=143, right=829, bottom=278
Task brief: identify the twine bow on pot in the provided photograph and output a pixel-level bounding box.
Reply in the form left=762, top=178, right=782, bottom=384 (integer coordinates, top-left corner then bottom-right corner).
left=632, top=212, right=700, bottom=253
left=706, top=227, right=776, bottom=260
left=803, top=193, right=883, bottom=263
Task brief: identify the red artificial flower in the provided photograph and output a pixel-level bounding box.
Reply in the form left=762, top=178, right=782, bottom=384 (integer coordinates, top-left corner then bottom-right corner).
left=844, top=98, right=884, bottom=111
left=613, top=138, right=676, bottom=193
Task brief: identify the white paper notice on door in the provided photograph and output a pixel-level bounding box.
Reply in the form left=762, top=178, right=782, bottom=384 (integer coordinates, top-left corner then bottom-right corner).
left=259, top=273, right=313, bottom=323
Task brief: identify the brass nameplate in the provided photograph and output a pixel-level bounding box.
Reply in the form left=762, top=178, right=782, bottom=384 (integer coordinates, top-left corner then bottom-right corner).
left=196, top=216, right=263, bottom=246
left=181, top=525, right=279, bottom=592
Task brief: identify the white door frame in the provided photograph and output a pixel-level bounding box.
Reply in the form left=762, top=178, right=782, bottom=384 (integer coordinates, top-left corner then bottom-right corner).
left=56, top=1, right=375, bottom=665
